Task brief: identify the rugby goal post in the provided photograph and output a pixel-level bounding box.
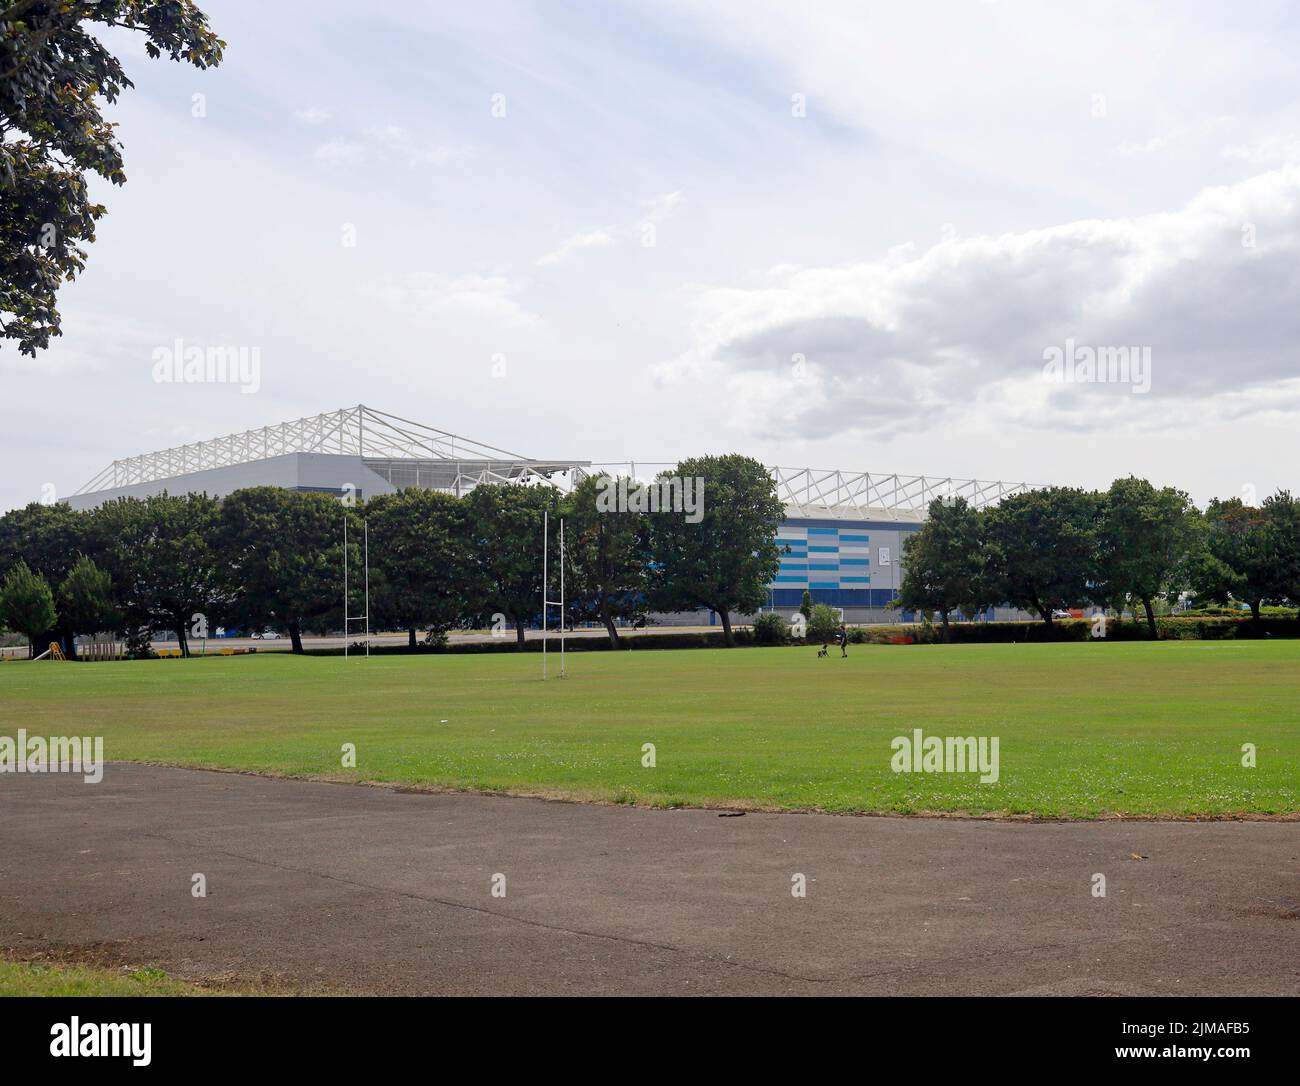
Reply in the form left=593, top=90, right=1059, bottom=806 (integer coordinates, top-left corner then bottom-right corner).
left=542, top=510, right=565, bottom=680
left=343, top=517, right=370, bottom=659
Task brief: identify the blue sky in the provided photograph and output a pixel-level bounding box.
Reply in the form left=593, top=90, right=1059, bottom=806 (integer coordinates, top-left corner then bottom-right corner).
left=5, top=0, right=1300, bottom=510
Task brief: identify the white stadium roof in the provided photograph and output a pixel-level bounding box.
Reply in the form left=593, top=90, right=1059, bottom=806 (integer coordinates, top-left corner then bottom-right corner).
left=74, top=405, right=1042, bottom=518
left=75, top=405, right=589, bottom=495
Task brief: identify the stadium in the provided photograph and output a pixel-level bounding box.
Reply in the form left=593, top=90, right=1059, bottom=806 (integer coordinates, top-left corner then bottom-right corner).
left=67, top=404, right=1041, bottom=624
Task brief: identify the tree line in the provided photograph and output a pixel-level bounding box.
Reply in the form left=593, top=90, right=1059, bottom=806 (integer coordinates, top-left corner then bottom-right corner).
left=0, top=455, right=786, bottom=657
left=898, top=478, right=1300, bottom=639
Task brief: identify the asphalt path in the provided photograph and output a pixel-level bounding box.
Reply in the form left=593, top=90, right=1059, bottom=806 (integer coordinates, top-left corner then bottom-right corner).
left=2, top=765, right=1296, bottom=995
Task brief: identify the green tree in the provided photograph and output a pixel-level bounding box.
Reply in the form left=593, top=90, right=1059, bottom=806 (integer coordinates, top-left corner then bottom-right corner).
left=0, top=559, right=56, bottom=656
left=1191, top=497, right=1272, bottom=619
left=646, top=455, right=785, bottom=646
left=799, top=589, right=813, bottom=622
left=89, top=493, right=222, bottom=657
left=898, top=497, right=991, bottom=641
left=215, top=488, right=345, bottom=653
left=0, top=1, right=223, bottom=355
left=806, top=602, right=841, bottom=645
left=1260, top=491, right=1300, bottom=611
left=57, top=553, right=116, bottom=655
left=367, top=487, right=476, bottom=649
left=562, top=474, right=649, bottom=648
left=465, top=483, right=560, bottom=648
left=1097, top=477, right=1200, bottom=637
left=985, top=487, right=1102, bottom=628
left=0, top=499, right=87, bottom=654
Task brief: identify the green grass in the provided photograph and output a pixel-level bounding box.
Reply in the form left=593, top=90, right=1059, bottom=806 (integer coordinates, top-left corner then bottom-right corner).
left=0, top=959, right=207, bottom=996
left=1, top=641, right=1297, bottom=817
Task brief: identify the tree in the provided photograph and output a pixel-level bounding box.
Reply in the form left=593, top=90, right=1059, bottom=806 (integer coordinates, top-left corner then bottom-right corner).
left=806, top=602, right=841, bottom=645
left=465, top=483, right=560, bottom=648
left=898, top=497, right=991, bottom=641
left=57, top=553, right=115, bottom=655
left=0, top=499, right=86, bottom=653
left=215, top=488, right=345, bottom=653
left=367, top=488, right=476, bottom=649
left=1192, top=497, right=1272, bottom=619
left=1, top=1, right=223, bottom=355
left=1260, top=491, right=1300, bottom=611
left=1097, top=477, right=1199, bottom=637
left=799, top=589, right=813, bottom=622
left=985, top=487, right=1102, bottom=628
left=0, top=559, right=56, bottom=656
left=562, top=473, right=649, bottom=648
left=90, top=493, right=222, bottom=657
left=646, top=454, right=785, bottom=646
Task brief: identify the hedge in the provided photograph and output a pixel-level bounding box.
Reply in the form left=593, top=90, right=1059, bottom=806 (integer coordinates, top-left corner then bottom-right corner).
left=296, top=614, right=1300, bottom=655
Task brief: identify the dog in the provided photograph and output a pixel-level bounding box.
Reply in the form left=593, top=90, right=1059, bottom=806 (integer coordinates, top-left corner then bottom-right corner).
left=817, top=645, right=828, bottom=657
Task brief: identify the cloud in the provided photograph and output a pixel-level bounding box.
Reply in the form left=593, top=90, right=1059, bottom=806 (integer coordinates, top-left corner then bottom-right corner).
left=313, top=137, right=366, bottom=165
left=294, top=106, right=331, bottom=125
left=382, top=275, right=540, bottom=328
left=641, top=190, right=684, bottom=222
left=659, top=167, right=1300, bottom=437
left=368, top=124, right=471, bottom=167
left=1222, top=136, right=1300, bottom=165
left=536, top=191, right=683, bottom=265
left=536, top=230, right=616, bottom=266
left=311, top=127, right=469, bottom=168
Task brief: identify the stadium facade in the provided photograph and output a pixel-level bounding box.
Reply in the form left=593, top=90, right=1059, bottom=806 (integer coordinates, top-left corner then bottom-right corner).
left=68, top=405, right=1040, bottom=624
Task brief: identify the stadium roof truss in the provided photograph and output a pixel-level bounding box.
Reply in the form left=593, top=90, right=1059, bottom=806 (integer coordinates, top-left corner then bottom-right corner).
left=76, top=405, right=1042, bottom=517
left=585, top=462, right=1043, bottom=519
left=767, top=466, right=1042, bottom=519
left=75, top=405, right=589, bottom=495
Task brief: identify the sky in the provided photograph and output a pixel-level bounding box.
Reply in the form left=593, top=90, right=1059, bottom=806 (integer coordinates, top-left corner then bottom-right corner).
left=5, top=0, right=1300, bottom=512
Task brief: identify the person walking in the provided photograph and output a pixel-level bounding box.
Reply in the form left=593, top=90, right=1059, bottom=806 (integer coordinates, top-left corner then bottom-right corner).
left=837, top=624, right=849, bottom=658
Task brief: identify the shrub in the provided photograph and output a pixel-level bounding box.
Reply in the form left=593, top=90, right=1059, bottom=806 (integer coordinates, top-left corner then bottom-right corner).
left=752, top=611, right=789, bottom=645
left=807, top=603, right=841, bottom=644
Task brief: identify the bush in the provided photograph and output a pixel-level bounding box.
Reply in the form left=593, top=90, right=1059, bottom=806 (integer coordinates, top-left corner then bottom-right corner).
left=752, top=612, right=789, bottom=645
left=807, top=603, right=841, bottom=644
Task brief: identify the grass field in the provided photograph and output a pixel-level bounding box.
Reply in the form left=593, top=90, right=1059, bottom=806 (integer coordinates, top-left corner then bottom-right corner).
left=1, top=641, right=1297, bottom=817
left=0, top=959, right=207, bottom=997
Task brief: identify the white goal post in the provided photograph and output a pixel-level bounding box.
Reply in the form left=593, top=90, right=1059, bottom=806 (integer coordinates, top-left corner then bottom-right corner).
left=542, top=510, right=565, bottom=680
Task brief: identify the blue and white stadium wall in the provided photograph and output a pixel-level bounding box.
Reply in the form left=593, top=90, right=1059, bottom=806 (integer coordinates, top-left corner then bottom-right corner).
left=767, top=516, right=921, bottom=609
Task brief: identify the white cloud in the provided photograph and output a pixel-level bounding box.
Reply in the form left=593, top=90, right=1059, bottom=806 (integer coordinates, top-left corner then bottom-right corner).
left=537, top=230, right=616, bottom=266
left=536, top=191, right=683, bottom=266
left=311, top=128, right=469, bottom=168
left=641, top=190, right=684, bottom=222
left=1222, top=136, right=1300, bottom=164
left=312, top=137, right=366, bottom=165
left=294, top=106, right=331, bottom=125
left=660, top=167, right=1300, bottom=437
left=1117, top=135, right=1173, bottom=158
left=368, top=124, right=471, bottom=167
left=384, top=274, right=540, bottom=328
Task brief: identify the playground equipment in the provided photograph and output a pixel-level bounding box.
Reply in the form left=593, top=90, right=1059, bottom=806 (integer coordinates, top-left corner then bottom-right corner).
left=31, top=641, right=65, bottom=661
